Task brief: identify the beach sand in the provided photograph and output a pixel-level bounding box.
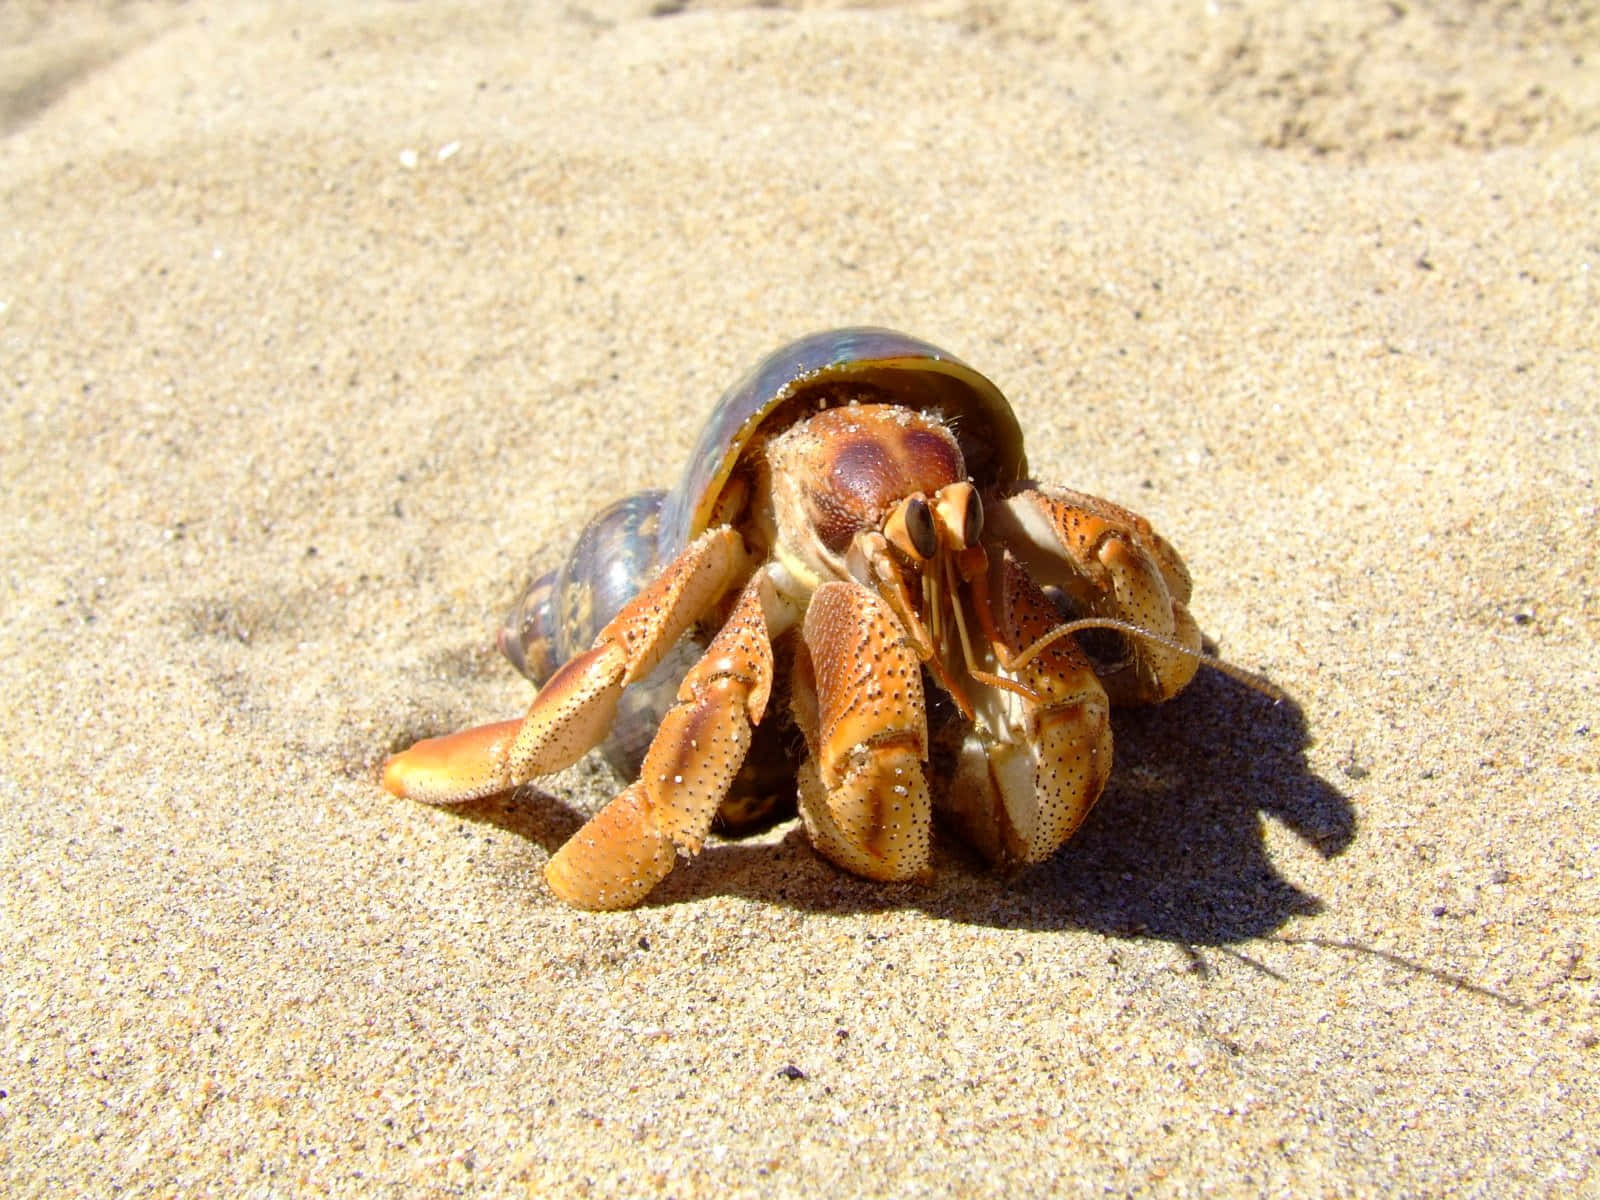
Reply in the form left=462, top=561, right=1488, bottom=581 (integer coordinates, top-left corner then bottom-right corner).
left=3, top=1, right=1596, bottom=1193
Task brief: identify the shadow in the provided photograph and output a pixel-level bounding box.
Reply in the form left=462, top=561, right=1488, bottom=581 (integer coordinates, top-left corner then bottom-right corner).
left=650, top=670, right=1353, bottom=942
left=2, top=16, right=175, bottom=136
left=1007, top=669, right=1356, bottom=943
left=431, top=670, right=1353, bottom=944
left=442, top=778, right=590, bottom=858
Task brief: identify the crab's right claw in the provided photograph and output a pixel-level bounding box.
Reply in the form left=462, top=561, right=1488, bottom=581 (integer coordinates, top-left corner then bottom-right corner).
left=791, top=581, right=934, bottom=883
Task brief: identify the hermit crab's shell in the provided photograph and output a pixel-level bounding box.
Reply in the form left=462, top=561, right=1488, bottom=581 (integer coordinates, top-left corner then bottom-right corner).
left=657, top=327, right=1029, bottom=556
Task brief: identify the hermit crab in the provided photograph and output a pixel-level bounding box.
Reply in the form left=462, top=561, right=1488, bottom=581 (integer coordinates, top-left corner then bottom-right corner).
left=384, top=328, right=1231, bottom=909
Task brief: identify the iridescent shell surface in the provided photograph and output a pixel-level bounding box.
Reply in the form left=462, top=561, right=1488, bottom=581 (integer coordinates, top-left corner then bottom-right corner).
left=658, top=326, right=1028, bottom=554
left=498, top=491, right=688, bottom=781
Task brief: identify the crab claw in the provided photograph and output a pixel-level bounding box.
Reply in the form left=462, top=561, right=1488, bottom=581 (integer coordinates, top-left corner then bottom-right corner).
left=791, top=581, right=934, bottom=882
left=940, top=551, right=1112, bottom=867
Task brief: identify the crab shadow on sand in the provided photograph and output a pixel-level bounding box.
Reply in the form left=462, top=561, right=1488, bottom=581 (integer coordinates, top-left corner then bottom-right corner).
left=444, top=669, right=1353, bottom=946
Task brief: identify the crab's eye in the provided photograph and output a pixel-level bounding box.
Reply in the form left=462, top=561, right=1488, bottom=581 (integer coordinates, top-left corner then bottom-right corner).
left=935, top=483, right=983, bottom=550
left=957, top=489, right=982, bottom=548
left=903, top=496, right=938, bottom=559
left=885, top=494, right=938, bottom=561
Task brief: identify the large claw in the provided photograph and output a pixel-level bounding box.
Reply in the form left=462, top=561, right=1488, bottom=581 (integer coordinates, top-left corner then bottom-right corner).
left=792, top=581, right=933, bottom=882
left=985, top=484, right=1202, bottom=705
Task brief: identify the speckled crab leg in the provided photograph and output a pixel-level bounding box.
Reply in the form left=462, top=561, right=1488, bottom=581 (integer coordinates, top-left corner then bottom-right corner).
left=381, top=525, right=750, bottom=806
left=985, top=484, right=1203, bottom=706
left=544, top=570, right=781, bottom=909
left=791, top=580, right=934, bottom=882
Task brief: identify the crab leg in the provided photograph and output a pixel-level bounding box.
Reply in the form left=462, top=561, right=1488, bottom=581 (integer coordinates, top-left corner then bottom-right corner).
left=985, top=485, right=1202, bottom=705
left=792, top=580, right=933, bottom=882
left=545, top=570, right=779, bottom=909
left=381, top=525, right=749, bottom=805
left=942, top=550, right=1113, bottom=867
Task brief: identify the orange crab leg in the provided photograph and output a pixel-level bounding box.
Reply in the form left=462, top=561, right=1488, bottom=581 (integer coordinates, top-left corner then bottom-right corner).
left=379, top=718, right=525, bottom=801
left=791, top=581, right=933, bottom=882
left=382, top=525, right=750, bottom=805
left=546, top=571, right=778, bottom=909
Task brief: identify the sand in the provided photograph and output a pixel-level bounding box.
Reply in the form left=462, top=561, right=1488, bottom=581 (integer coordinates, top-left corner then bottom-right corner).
left=2, top=1, right=1597, bottom=1194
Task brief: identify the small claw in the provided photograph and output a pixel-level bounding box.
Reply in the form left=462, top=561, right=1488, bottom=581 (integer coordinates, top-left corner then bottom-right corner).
left=381, top=718, right=525, bottom=804
left=1095, top=536, right=1200, bottom=703
left=987, top=485, right=1203, bottom=705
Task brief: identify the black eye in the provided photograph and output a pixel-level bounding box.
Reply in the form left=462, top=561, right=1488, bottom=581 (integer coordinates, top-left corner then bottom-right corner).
left=904, top=496, right=937, bottom=560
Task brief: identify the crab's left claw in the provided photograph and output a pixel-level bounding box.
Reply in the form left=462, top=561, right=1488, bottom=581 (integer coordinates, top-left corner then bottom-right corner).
left=942, top=550, right=1112, bottom=867
left=985, top=484, right=1202, bottom=705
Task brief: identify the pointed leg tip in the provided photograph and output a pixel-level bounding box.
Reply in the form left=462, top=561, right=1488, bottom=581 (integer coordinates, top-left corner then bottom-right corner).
left=544, top=784, right=677, bottom=910
left=380, top=741, right=466, bottom=802
left=377, top=718, right=524, bottom=805
left=379, top=754, right=411, bottom=798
